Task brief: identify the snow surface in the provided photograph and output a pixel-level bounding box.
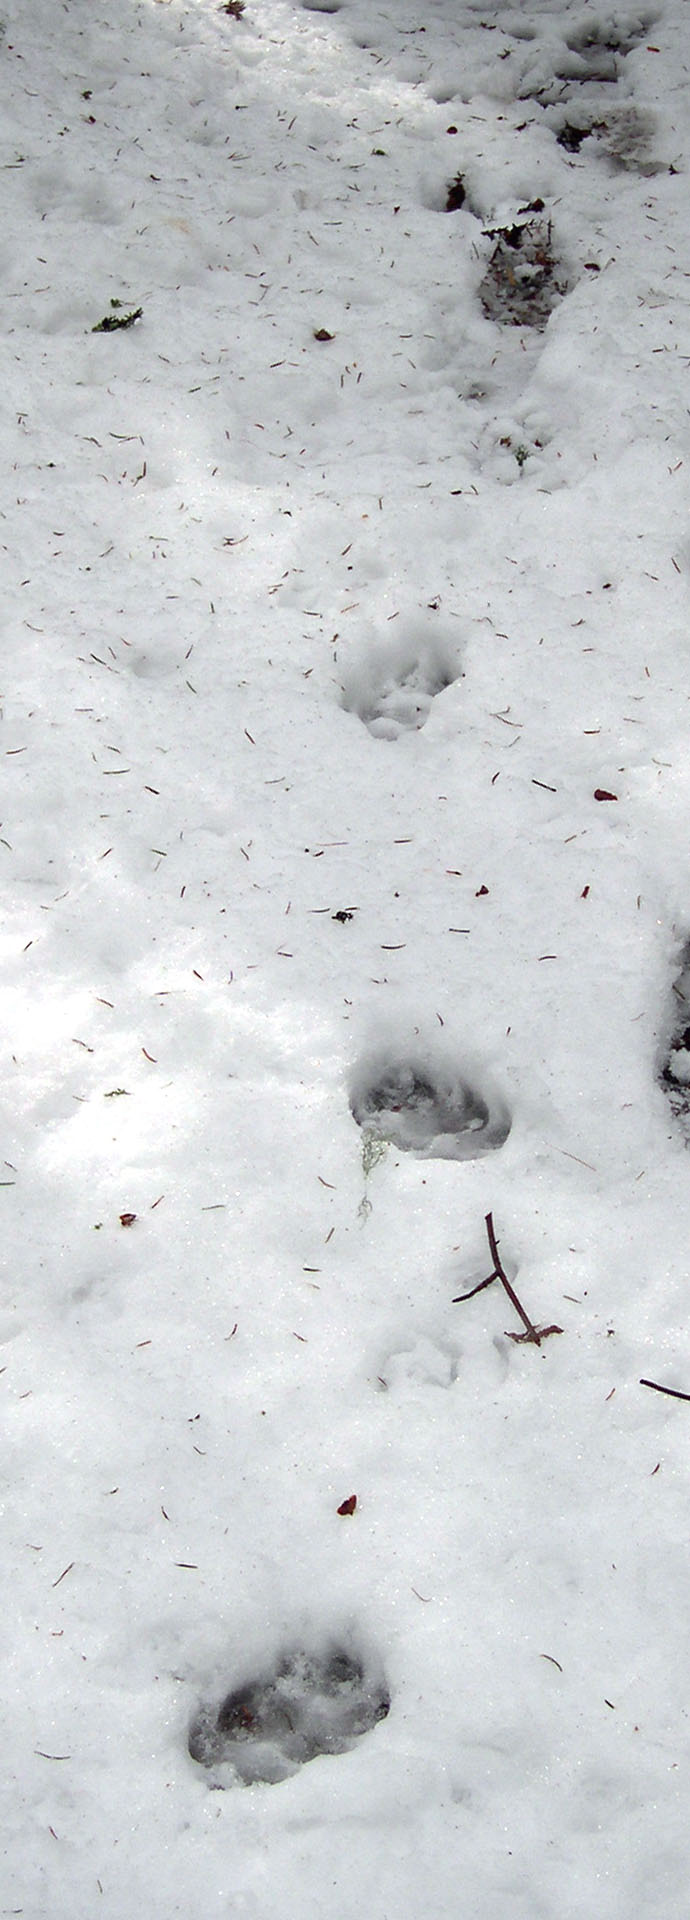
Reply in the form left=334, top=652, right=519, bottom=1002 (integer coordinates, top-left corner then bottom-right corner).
left=3, top=0, right=690, bottom=1912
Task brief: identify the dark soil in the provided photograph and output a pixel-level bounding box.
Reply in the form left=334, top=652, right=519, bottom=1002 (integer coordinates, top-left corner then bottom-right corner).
left=445, top=174, right=466, bottom=211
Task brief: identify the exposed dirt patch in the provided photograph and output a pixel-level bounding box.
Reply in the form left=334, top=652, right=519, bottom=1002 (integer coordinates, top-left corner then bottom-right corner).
left=556, top=121, right=593, bottom=152
left=445, top=173, right=466, bottom=211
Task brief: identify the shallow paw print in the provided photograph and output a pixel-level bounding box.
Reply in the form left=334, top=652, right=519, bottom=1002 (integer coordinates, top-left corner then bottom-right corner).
left=554, top=102, right=662, bottom=173
left=519, top=11, right=654, bottom=106
left=350, top=1056, right=511, bottom=1162
left=491, top=419, right=553, bottom=482
left=561, top=28, right=621, bottom=86
left=597, top=105, right=664, bottom=173
left=377, top=1335, right=460, bottom=1393
left=340, top=630, right=460, bottom=740
left=564, top=13, right=655, bottom=77
left=128, top=648, right=182, bottom=681
left=189, top=1644, right=390, bottom=1786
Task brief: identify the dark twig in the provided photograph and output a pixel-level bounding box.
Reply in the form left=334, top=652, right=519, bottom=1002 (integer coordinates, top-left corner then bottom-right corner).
left=640, top=1377, right=690, bottom=1404
left=452, top=1273, right=496, bottom=1303
left=453, top=1213, right=560, bottom=1347
left=485, top=1212, right=542, bottom=1343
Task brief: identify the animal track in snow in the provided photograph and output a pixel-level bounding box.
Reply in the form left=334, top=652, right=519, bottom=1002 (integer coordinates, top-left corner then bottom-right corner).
left=351, top=1056, right=511, bottom=1161
left=565, top=13, right=654, bottom=72
left=128, top=648, right=180, bottom=681
left=518, top=10, right=655, bottom=106
left=479, top=218, right=568, bottom=331
left=340, top=628, right=459, bottom=739
left=553, top=102, right=663, bottom=173
left=660, top=942, right=690, bottom=1134
left=377, top=1334, right=460, bottom=1392
left=189, top=1644, right=390, bottom=1785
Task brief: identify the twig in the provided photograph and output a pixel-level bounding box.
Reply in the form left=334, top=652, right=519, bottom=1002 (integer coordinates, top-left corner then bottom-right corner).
left=452, top=1273, right=496, bottom=1303
left=507, top=1324, right=562, bottom=1344
left=453, top=1213, right=560, bottom=1347
left=640, top=1377, right=690, bottom=1403
left=485, top=1212, right=541, bottom=1343
left=52, top=1561, right=74, bottom=1588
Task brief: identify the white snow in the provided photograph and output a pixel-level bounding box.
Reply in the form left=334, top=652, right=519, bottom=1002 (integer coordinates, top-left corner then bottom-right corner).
left=3, top=0, right=690, bottom=1913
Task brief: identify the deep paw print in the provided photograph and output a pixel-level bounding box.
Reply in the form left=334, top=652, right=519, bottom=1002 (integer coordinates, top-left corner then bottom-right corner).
left=189, top=1645, right=390, bottom=1785
left=351, top=1057, right=511, bottom=1161
left=353, top=660, right=453, bottom=739
left=660, top=943, right=690, bottom=1132
left=340, top=630, right=460, bottom=740
left=479, top=217, right=568, bottom=331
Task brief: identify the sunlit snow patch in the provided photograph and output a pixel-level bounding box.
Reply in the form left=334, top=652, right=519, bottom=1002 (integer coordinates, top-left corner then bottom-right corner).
left=189, top=1646, right=389, bottom=1785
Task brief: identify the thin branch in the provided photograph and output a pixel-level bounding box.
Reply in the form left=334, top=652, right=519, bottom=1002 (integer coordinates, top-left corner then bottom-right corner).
left=452, top=1214, right=553, bottom=1345
left=452, top=1273, right=496, bottom=1303
left=640, top=1377, right=690, bottom=1404
left=485, top=1211, right=541, bottom=1344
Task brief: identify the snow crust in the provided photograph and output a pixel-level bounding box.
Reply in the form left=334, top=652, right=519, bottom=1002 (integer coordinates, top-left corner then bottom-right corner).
left=3, top=0, right=690, bottom=1913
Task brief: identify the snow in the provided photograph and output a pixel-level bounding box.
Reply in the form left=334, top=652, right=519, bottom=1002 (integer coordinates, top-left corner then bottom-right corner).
left=3, top=0, right=690, bottom=1912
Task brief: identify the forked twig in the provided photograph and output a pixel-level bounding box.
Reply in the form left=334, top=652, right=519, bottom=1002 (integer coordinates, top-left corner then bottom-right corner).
left=485, top=1212, right=540, bottom=1341
left=453, top=1212, right=562, bottom=1347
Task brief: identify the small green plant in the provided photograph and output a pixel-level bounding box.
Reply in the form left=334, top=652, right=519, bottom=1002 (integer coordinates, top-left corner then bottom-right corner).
left=92, top=301, right=143, bottom=334
left=357, top=1130, right=388, bottom=1221
left=361, top=1129, right=388, bottom=1179
left=499, top=434, right=530, bottom=469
